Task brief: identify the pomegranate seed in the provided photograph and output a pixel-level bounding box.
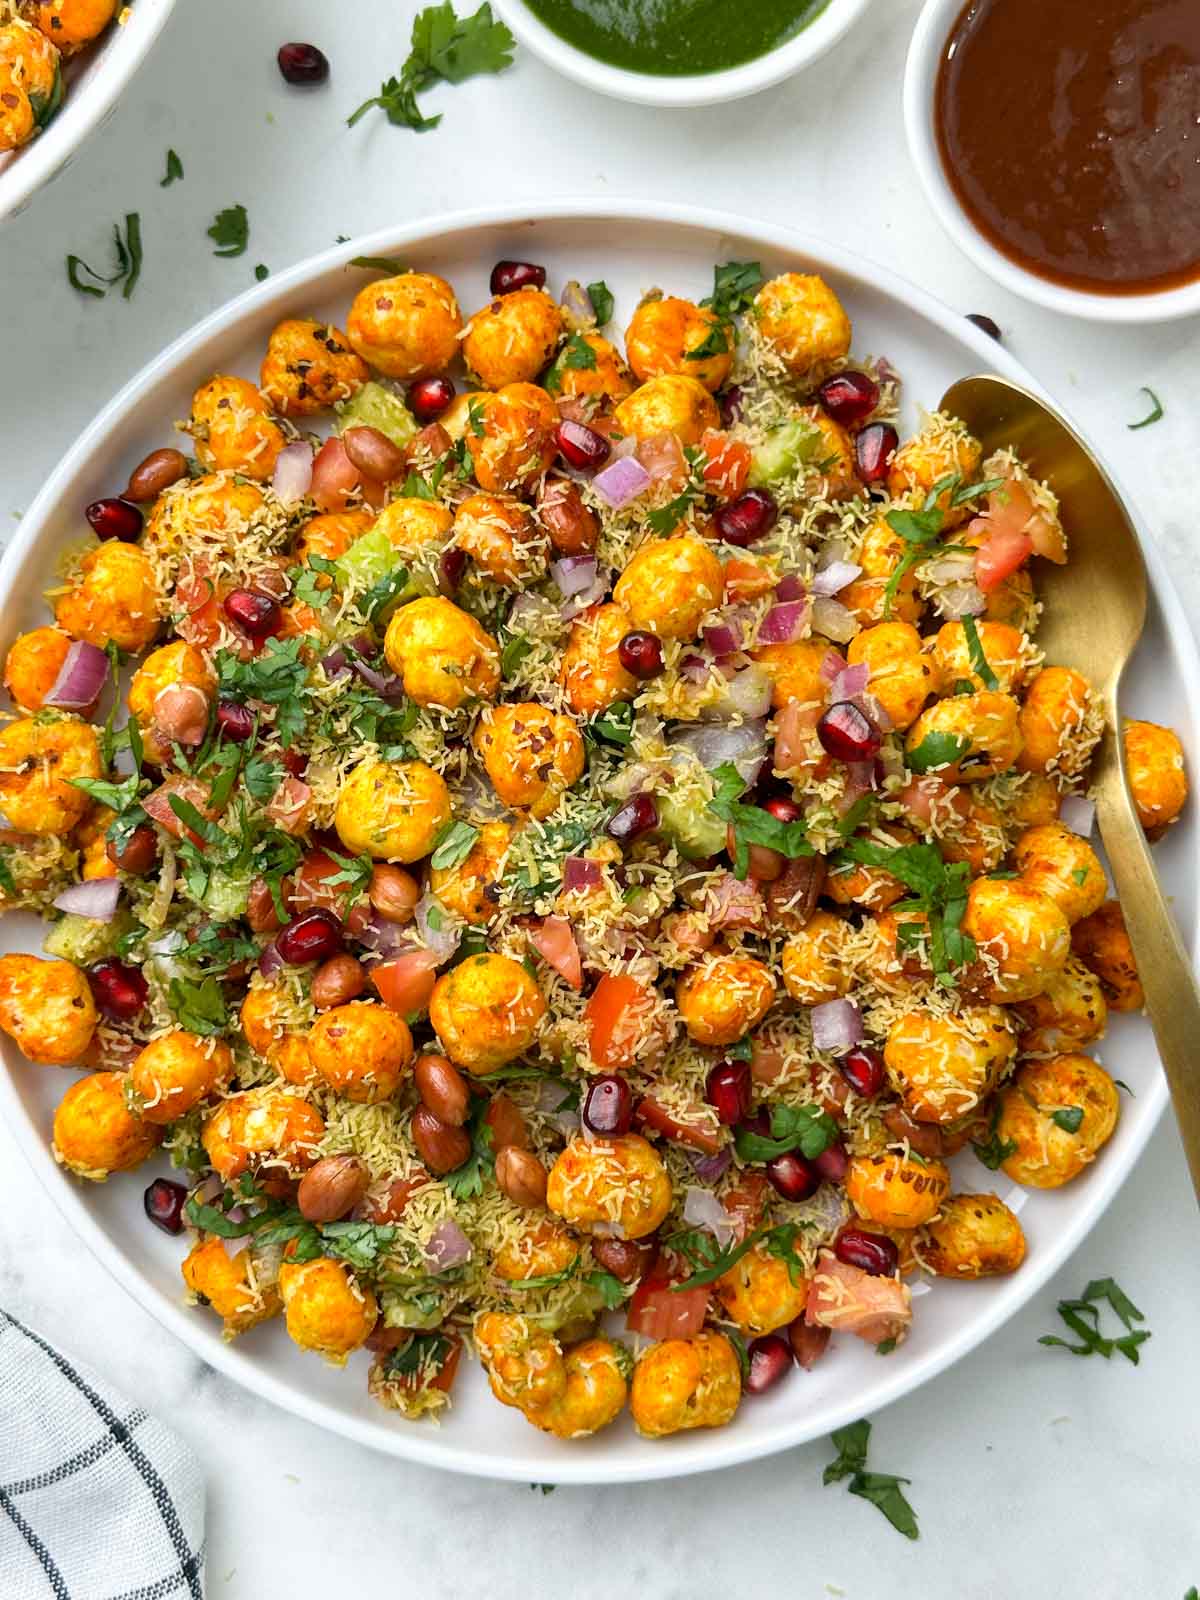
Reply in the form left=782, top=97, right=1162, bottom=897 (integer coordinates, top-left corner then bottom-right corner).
left=606, top=792, right=658, bottom=844
left=277, top=42, right=329, bottom=84
left=719, top=385, right=746, bottom=428
left=705, top=1060, right=752, bottom=1126
left=812, top=1139, right=849, bottom=1183
left=617, top=630, right=664, bottom=680
left=838, top=1046, right=884, bottom=1097
left=816, top=370, right=879, bottom=428
left=557, top=419, right=611, bottom=471
left=89, top=958, right=148, bottom=1022
left=745, top=1333, right=794, bottom=1394
left=582, top=1074, right=633, bottom=1136
left=281, top=748, right=308, bottom=778
left=490, top=260, right=546, bottom=295
left=143, top=1177, right=188, bottom=1235
left=763, top=795, right=803, bottom=824
left=855, top=421, right=898, bottom=485
left=817, top=701, right=881, bottom=762
left=766, top=1150, right=818, bottom=1202
left=713, top=488, right=778, bottom=547
left=85, top=497, right=143, bottom=542
left=966, top=312, right=1002, bottom=341
left=835, top=1226, right=899, bottom=1277
left=276, top=908, right=343, bottom=965
left=737, top=1108, right=770, bottom=1139
left=216, top=700, right=255, bottom=742
left=409, top=376, right=455, bottom=422
left=224, top=589, right=283, bottom=639
left=440, top=547, right=467, bottom=591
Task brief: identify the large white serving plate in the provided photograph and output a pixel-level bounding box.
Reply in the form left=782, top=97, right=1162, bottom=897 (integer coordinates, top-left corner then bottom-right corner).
left=0, top=204, right=1192, bottom=1483
left=0, top=0, right=176, bottom=223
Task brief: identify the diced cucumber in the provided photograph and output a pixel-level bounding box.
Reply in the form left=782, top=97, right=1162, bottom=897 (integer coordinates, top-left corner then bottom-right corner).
left=748, top=416, right=824, bottom=487
left=657, top=785, right=727, bottom=861
left=202, top=868, right=250, bottom=921
left=336, top=381, right=417, bottom=450
left=43, top=911, right=131, bottom=966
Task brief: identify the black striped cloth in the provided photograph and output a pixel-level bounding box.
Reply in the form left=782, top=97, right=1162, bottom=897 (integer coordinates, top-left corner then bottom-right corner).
left=0, top=1311, right=205, bottom=1600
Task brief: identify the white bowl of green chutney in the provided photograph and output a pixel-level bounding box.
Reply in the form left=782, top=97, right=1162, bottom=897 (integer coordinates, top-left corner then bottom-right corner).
left=492, top=0, right=874, bottom=107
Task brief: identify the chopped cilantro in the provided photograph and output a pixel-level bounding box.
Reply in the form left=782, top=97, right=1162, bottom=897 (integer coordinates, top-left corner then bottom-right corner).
left=444, top=1094, right=495, bottom=1199
left=430, top=819, right=479, bottom=871
left=1039, top=1277, right=1150, bottom=1364
left=358, top=564, right=411, bottom=624
left=585, top=1270, right=627, bottom=1310
left=167, top=974, right=228, bottom=1036
left=384, top=1330, right=451, bottom=1379
left=586, top=279, right=613, bottom=325
left=834, top=836, right=975, bottom=985
left=346, top=1, right=515, bottom=132
left=961, top=615, right=998, bottom=689
left=685, top=321, right=730, bottom=361
left=350, top=255, right=408, bottom=274
left=208, top=204, right=249, bottom=258
left=561, top=331, right=597, bottom=370
left=971, top=1102, right=1017, bottom=1170
left=734, top=1103, right=838, bottom=1163
left=1050, top=1105, right=1084, bottom=1133
left=216, top=638, right=309, bottom=746
left=906, top=730, right=970, bottom=774
left=708, top=761, right=811, bottom=880
left=668, top=1221, right=803, bottom=1292
left=588, top=700, right=634, bottom=748
left=254, top=263, right=270, bottom=282
left=65, top=213, right=142, bottom=301
left=500, top=632, right=533, bottom=678
left=161, top=148, right=184, bottom=186
left=823, top=1420, right=919, bottom=1541
left=702, top=259, right=763, bottom=320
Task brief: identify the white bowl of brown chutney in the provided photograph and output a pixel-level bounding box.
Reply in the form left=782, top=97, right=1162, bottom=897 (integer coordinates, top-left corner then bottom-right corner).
left=492, top=0, right=875, bottom=108
left=904, top=0, right=1200, bottom=322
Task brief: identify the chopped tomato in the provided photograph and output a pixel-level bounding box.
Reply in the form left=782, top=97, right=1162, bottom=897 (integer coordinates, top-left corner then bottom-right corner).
left=635, top=1093, right=722, bottom=1154
left=291, top=848, right=350, bottom=914
left=266, top=776, right=312, bottom=836
left=174, top=567, right=224, bottom=650
left=626, top=1270, right=710, bottom=1340
left=635, top=431, right=687, bottom=490
left=371, top=950, right=439, bottom=1015
left=971, top=520, right=1034, bottom=593
left=805, top=1251, right=911, bottom=1346
left=984, top=476, right=1067, bottom=565
left=724, top=556, right=777, bottom=601
left=361, top=1170, right=434, bottom=1223
left=585, top=972, right=655, bottom=1071
left=527, top=915, right=583, bottom=991
left=722, top=1170, right=770, bottom=1240
left=700, top=430, right=751, bottom=499
left=895, top=774, right=968, bottom=828
left=143, top=777, right=218, bottom=845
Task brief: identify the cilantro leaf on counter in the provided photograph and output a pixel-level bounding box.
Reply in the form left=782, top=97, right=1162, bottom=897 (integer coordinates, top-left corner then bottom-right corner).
left=208, top=204, right=249, bottom=258
left=824, top=1420, right=919, bottom=1540
left=347, top=2, right=515, bottom=132
left=65, top=214, right=142, bottom=301
left=1039, top=1277, right=1151, bottom=1364
left=161, top=148, right=184, bottom=186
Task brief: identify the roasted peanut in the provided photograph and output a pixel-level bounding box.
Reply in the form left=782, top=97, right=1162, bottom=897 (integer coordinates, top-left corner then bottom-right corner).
left=591, top=1235, right=655, bottom=1284
left=343, top=425, right=406, bottom=483
left=152, top=683, right=209, bottom=747
left=413, top=1052, right=470, bottom=1126
left=485, top=1091, right=529, bottom=1150
left=106, top=823, right=157, bottom=875
left=126, top=447, right=190, bottom=502
left=494, top=1145, right=548, bottom=1208
left=297, top=1154, right=370, bottom=1222
left=881, top=1104, right=946, bottom=1160
left=411, top=1106, right=471, bottom=1174
left=368, top=864, right=421, bottom=923
left=536, top=475, right=599, bottom=555
left=311, top=954, right=367, bottom=1010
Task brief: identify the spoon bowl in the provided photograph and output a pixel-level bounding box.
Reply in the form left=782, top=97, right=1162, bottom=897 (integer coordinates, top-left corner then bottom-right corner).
left=942, top=373, right=1200, bottom=1200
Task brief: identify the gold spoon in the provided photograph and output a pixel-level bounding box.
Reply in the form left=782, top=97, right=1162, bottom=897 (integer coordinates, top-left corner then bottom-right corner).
left=940, top=373, right=1200, bottom=1197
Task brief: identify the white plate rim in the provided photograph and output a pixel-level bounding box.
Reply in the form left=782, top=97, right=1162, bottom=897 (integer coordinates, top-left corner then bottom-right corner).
left=0, top=199, right=1186, bottom=1484
left=0, top=0, right=177, bottom=224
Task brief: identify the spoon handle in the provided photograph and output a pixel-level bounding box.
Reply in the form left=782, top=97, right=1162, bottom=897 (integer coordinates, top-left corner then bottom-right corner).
left=1093, top=718, right=1200, bottom=1199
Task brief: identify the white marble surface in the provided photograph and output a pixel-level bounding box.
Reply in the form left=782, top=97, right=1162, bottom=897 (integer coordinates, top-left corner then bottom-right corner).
left=2, top=0, right=1199, bottom=1593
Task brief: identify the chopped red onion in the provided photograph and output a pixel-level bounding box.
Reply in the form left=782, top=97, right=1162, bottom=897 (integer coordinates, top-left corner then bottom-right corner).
left=776, top=573, right=806, bottom=603
left=680, top=652, right=710, bottom=684
left=563, top=856, right=602, bottom=892
left=810, top=596, right=858, bottom=644
left=811, top=560, right=862, bottom=597
left=535, top=1075, right=581, bottom=1139
left=358, top=910, right=421, bottom=962
left=593, top=455, right=651, bottom=509
left=861, top=692, right=894, bottom=734
left=44, top=640, right=109, bottom=711
left=424, top=1219, right=472, bottom=1273
left=272, top=441, right=314, bottom=507
left=258, top=941, right=284, bottom=979
left=1059, top=794, right=1096, bottom=837
left=838, top=760, right=879, bottom=814
left=320, top=645, right=352, bottom=680
left=415, top=893, right=460, bottom=963
left=559, top=279, right=594, bottom=328
left=758, top=599, right=809, bottom=646
left=820, top=649, right=848, bottom=683
left=811, top=997, right=865, bottom=1052
left=830, top=662, right=871, bottom=703
left=673, top=717, right=768, bottom=784
left=723, top=664, right=774, bottom=720
left=682, top=1186, right=737, bottom=1247
left=52, top=878, right=120, bottom=921
left=687, top=1146, right=732, bottom=1184
left=703, top=621, right=742, bottom=657
left=550, top=556, right=598, bottom=598
left=559, top=572, right=608, bottom=620
left=351, top=658, right=407, bottom=704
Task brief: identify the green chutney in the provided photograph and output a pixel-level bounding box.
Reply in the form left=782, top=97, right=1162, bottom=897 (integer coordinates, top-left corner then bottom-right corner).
left=523, top=0, right=832, bottom=77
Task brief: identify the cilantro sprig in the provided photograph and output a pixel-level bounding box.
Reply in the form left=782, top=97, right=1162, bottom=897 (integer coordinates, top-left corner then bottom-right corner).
left=347, top=2, right=515, bottom=132
left=1039, top=1277, right=1150, bottom=1364
left=833, top=836, right=975, bottom=985
left=881, top=472, right=1001, bottom=618
left=734, top=1103, right=838, bottom=1164
left=708, top=761, right=812, bottom=881
left=824, top=1420, right=919, bottom=1541
left=668, top=1221, right=805, bottom=1292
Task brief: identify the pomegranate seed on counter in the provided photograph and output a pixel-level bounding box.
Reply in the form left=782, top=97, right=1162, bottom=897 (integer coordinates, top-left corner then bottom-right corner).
left=85, top=497, right=142, bottom=542
left=278, top=42, right=329, bottom=84
left=617, top=630, right=664, bottom=680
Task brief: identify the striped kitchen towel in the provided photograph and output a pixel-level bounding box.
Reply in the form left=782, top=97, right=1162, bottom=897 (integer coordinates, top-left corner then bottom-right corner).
left=0, top=1310, right=205, bottom=1600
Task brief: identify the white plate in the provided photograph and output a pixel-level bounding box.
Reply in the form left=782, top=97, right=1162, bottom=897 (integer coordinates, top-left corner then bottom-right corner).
left=0, top=0, right=176, bottom=223
left=0, top=203, right=1193, bottom=1484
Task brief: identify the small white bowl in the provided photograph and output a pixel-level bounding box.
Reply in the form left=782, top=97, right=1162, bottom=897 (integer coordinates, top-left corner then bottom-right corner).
left=903, top=0, right=1200, bottom=323
left=0, top=0, right=176, bottom=224
left=492, top=0, right=874, bottom=108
